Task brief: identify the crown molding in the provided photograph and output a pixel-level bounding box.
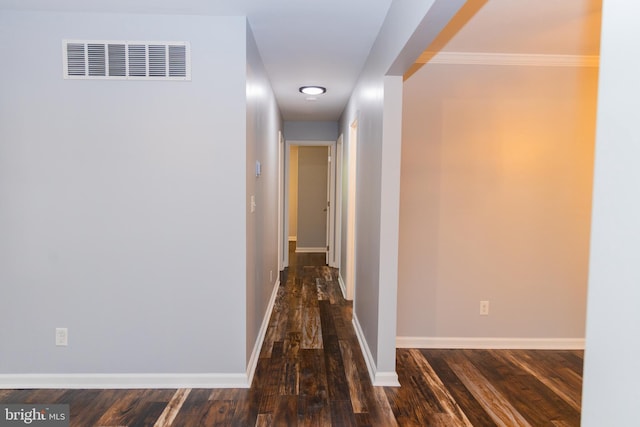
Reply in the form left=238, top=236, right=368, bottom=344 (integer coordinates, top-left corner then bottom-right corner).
left=417, top=51, right=599, bottom=68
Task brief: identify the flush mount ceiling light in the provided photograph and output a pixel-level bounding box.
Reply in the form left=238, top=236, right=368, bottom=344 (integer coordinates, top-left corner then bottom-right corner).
left=299, top=86, right=326, bottom=95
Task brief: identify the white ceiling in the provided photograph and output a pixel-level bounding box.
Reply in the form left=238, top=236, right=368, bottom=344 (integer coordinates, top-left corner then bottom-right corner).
left=246, top=0, right=394, bottom=121
left=0, top=0, right=601, bottom=121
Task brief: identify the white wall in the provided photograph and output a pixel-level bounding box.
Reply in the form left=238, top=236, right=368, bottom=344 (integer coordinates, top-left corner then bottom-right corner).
left=0, top=11, right=248, bottom=380
left=339, top=0, right=465, bottom=384
left=398, top=63, right=597, bottom=343
left=582, top=0, right=640, bottom=424
left=245, top=24, right=282, bottom=368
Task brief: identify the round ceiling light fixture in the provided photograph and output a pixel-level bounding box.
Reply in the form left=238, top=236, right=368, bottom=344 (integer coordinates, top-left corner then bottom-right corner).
left=299, top=86, right=326, bottom=95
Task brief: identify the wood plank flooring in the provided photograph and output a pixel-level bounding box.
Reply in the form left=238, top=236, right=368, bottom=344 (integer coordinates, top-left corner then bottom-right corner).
left=0, top=246, right=583, bottom=426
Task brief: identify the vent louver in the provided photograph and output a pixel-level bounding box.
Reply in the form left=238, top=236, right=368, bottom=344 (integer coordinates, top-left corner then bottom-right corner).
left=63, top=40, right=191, bottom=80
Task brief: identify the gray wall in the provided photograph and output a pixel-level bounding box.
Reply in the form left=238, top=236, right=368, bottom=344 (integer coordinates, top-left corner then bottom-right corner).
left=398, top=63, right=596, bottom=341
left=284, top=121, right=338, bottom=141
left=296, top=146, right=328, bottom=250
left=0, top=11, right=248, bottom=375
left=245, top=24, right=283, bottom=365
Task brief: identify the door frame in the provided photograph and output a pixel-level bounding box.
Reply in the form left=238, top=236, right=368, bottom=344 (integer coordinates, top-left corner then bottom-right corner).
left=325, top=145, right=332, bottom=265
left=332, top=136, right=343, bottom=269
left=277, top=131, right=285, bottom=271
left=282, top=139, right=340, bottom=269
left=345, top=120, right=358, bottom=301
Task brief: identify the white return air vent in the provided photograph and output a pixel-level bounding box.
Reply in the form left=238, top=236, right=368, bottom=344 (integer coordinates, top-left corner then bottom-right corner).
left=63, top=40, right=191, bottom=80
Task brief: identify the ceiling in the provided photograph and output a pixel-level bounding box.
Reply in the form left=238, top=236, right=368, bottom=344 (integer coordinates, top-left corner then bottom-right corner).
left=0, top=0, right=601, bottom=121
left=0, top=0, right=394, bottom=121
left=433, top=0, right=601, bottom=56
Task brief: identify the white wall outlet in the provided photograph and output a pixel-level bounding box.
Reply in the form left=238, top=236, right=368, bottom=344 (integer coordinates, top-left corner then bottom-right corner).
left=270, top=270, right=273, bottom=282
left=55, top=328, right=68, bottom=346
left=250, top=195, right=256, bottom=213
left=480, top=300, right=490, bottom=316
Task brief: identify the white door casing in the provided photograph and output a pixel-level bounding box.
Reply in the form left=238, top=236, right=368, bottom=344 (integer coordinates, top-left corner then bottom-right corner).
left=346, top=120, right=358, bottom=301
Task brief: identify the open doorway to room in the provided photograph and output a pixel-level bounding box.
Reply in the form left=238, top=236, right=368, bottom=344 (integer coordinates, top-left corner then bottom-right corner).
left=282, top=140, right=341, bottom=272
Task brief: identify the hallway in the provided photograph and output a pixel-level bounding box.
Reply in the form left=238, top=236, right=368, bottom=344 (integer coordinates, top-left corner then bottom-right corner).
left=252, top=246, right=397, bottom=425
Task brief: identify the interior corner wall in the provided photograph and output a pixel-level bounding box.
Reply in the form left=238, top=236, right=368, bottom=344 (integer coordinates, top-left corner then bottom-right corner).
left=398, top=63, right=597, bottom=341
left=245, top=23, right=282, bottom=365
left=0, top=11, right=248, bottom=376
left=339, top=0, right=465, bottom=383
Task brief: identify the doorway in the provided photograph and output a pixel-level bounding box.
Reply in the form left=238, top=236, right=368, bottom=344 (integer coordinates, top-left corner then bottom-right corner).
left=282, top=140, right=341, bottom=272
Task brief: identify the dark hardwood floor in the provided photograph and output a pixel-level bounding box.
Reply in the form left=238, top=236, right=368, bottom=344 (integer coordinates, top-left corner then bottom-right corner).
left=0, top=243, right=583, bottom=426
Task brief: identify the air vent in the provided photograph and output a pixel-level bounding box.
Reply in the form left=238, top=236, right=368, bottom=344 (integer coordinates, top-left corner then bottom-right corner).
left=62, top=40, right=191, bottom=81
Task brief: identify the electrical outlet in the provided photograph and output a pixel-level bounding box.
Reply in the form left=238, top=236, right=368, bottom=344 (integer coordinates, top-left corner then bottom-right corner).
left=270, top=270, right=273, bottom=282
left=55, top=328, right=68, bottom=346
left=480, top=301, right=490, bottom=316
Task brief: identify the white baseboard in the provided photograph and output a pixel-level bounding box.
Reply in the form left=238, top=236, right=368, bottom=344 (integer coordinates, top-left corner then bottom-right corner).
left=288, top=236, right=297, bottom=242
left=0, top=373, right=249, bottom=389
left=352, top=315, right=400, bottom=387
left=374, top=371, right=402, bottom=387
left=337, top=274, right=347, bottom=299
left=396, top=336, right=585, bottom=350
left=295, top=246, right=327, bottom=253
left=246, top=278, right=281, bottom=386
left=0, top=279, right=284, bottom=390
